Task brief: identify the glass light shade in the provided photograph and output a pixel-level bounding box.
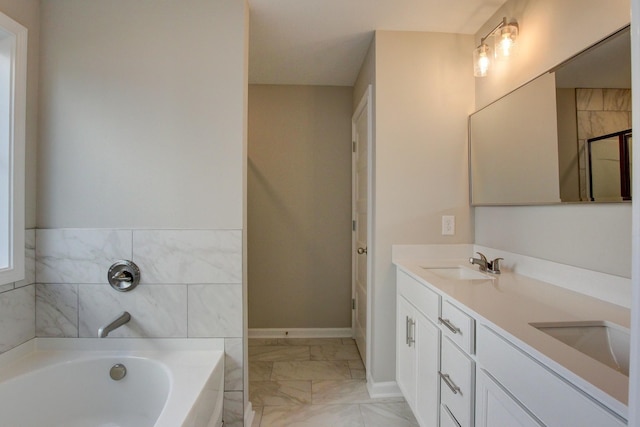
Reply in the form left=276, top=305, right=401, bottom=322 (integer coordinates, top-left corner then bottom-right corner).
left=495, top=23, right=518, bottom=59
left=473, top=44, right=491, bottom=77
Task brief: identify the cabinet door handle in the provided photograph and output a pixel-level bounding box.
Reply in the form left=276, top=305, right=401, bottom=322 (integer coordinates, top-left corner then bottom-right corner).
left=408, top=318, right=415, bottom=346
left=405, top=316, right=416, bottom=347
left=439, top=371, right=461, bottom=395
left=406, top=316, right=410, bottom=346
left=438, top=317, right=461, bottom=334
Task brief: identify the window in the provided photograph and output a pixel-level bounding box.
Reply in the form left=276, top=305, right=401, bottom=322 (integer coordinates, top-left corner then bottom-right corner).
left=0, top=11, right=26, bottom=285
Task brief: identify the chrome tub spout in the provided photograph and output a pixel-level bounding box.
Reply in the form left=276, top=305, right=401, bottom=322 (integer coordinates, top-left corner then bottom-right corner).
left=98, top=311, right=131, bottom=338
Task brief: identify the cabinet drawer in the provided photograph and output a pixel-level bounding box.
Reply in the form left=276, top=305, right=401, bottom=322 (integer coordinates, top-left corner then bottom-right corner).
left=441, top=404, right=462, bottom=427
left=440, top=337, right=474, bottom=427
left=397, top=270, right=440, bottom=322
left=440, top=300, right=475, bottom=354
left=477, top=326, right=626, bottom=427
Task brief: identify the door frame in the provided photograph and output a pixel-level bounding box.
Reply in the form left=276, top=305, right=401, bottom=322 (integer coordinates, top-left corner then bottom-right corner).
left=351, top=85, right=373, bottom=374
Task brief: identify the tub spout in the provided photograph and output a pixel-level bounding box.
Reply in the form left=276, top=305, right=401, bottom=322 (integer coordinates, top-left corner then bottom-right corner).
left=98, top=311, right=131, bottom=338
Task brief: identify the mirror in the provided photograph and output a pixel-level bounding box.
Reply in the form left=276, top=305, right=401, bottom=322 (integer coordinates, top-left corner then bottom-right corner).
left=470, top=26, right=631, bottom=206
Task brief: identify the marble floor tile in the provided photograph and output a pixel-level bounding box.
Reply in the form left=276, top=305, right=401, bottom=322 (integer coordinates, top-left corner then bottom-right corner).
left=348, top=359, right=365, bottom=370
left=249, top=338, right=279, bottom=346
left=278, top=338, right=343, bottom=346
left=360, top=402, right=420, bottom=427
left=310, top=344, right=362, bottom=361
left=271, top=361, right=351, bottom=381
left=250, top=380, right=312, bottom=406
left=312, top=380, right=403, bottom=405
left=350, top=369, right=366, bottom=379
left=261, top=404, right=365, bottom=427
left=250, top=361, right=274, bottom=381
left=249, top=345, right=310, bottom=362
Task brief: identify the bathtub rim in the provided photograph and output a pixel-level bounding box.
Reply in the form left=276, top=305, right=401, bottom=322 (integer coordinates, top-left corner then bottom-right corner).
left=0, top=338, right=225, bottom=427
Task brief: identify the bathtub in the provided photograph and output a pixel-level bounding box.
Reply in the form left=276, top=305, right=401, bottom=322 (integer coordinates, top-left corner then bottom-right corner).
left=0, top=338, right=224, bottom=427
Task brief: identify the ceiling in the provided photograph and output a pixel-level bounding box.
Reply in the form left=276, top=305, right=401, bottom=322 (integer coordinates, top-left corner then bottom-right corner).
left=248, top=0, right=508, bottom=86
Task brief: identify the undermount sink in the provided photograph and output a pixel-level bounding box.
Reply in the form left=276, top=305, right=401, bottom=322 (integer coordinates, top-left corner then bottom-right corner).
left=421, top=266, right=493, bottom=280
left=530, top=321, right=630, bottom=376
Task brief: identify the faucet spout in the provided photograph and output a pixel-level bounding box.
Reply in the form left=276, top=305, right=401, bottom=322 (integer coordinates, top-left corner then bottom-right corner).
left=469, top=252, right=488, bottom=271
left=98, top=311, right=131, bottom=338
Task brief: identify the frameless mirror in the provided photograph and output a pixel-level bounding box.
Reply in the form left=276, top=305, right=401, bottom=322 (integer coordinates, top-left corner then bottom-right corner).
left=470, top=26, right=631, bottom=205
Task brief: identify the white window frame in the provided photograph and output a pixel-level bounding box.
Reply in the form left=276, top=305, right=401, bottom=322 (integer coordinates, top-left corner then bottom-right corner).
left=0, top=11, right=26, bottom=285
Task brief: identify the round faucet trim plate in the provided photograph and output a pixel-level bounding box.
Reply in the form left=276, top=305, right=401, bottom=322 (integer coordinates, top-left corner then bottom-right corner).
left=108, top=260, right=141, bottom=292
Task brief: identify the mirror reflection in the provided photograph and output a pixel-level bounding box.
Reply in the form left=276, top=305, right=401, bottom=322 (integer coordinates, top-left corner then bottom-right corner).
left=470, top=26, right=631, bottom=205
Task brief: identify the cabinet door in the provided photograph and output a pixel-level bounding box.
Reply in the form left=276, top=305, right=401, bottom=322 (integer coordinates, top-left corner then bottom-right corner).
left=476, top=369, right=542, bottom=427
left=397, top=295, right=416, bottom=409
left=415, top=312, right=440, bottom=427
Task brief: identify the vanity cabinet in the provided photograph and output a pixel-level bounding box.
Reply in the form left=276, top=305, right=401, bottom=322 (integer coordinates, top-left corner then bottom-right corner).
left=475, top=369, right=542, bottom=427
left=396, top=271, right=440, bottom=427
left=476, top=325, right=626, bottom=427
left=395, top=264, right=628, bottom=427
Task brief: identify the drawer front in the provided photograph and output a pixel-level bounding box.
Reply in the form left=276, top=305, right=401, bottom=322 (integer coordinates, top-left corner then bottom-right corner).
left=477, top=325, right=626, bottom=427
left=441, top=404, right=462, bottom=427
left=397, top=270, right=440, bottom=322
left=440, top=337, right=474, bottom=427
left=440, top=300, right=475, bottom=354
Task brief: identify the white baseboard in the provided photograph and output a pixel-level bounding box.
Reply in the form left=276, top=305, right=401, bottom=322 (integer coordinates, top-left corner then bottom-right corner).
left=248, top=328, right=353, bottom=339
left=244, top=401, right=254, bottom=427
left=366, top=374, right=402, bottom=399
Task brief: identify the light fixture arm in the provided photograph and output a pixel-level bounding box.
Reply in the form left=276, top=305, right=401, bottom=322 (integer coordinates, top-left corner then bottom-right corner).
left=479, top=17, right=509, bottom=44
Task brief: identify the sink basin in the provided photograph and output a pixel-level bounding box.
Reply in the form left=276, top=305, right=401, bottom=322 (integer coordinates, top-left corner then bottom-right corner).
left=421, top=266, right=493, bottom=280
left=530, top=321, right=630, bottom=376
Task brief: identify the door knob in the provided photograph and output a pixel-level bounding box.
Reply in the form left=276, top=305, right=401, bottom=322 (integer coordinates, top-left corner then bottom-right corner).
left=357, top=247, right=367, bottom=254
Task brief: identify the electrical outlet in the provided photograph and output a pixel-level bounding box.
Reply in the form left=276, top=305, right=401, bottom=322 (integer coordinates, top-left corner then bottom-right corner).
left=442, top=215, right=455, bottom=236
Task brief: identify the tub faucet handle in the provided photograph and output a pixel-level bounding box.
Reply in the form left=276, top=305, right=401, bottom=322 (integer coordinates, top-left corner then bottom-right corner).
left=111, top=271, right=132, bottom=282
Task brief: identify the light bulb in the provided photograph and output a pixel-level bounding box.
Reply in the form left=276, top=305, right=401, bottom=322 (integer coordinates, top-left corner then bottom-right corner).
left=473, top=44, right=491, bottom=77
left=495, top=23, right=518, bottom=60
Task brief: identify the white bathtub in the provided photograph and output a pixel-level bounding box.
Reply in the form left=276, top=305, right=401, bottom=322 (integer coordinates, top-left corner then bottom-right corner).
left=0, top=338, right=224, bottom=427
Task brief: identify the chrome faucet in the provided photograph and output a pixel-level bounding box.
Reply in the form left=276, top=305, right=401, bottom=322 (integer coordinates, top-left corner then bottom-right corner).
left=98, top=311, right=131, bottom=338
left=469, top=252, right=488, bottom=271
left=469, top=252, right=504, bottom=274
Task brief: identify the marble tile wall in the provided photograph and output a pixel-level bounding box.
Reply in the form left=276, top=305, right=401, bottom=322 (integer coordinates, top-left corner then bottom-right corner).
left=0, top=229, right=36, bottom=354
left=34, top=228, right=245, bottom=426
left=576, top=88, right=632, bottom=200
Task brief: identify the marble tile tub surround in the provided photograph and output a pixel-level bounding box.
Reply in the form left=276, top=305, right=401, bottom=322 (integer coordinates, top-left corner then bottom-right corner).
left=33, top=228, right=245, bottom=424
left=0, top=230, right=36, bottom=354
left=392, top=244, right=631, bottom=308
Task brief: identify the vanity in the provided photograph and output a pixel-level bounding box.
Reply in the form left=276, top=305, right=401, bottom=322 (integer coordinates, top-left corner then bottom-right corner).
left=394, top=249, right=629, bottom=427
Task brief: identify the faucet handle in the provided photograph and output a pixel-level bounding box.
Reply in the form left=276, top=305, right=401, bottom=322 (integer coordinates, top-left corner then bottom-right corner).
left=488, top=257, right=504, bottom=274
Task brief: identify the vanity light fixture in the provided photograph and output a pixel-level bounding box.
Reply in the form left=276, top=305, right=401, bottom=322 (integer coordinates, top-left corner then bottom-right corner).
left=473, top=17, right=519, bottom=77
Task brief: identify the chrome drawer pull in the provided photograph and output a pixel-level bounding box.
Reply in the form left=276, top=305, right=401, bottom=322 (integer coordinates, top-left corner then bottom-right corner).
left=408, top=318, right=415, bottom=346
left=439, top=371, right=461, bottom=395
left=406, top=316, right=410, bottom=346
left=438, top=317, right=461, bottom=334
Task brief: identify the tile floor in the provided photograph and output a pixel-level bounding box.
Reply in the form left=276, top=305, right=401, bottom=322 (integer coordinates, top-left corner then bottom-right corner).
left=249, top=338, right=420, bottom=427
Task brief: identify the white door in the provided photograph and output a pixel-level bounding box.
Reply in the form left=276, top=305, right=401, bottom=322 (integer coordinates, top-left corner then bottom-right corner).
left=352, top=86, right=371, bottom=367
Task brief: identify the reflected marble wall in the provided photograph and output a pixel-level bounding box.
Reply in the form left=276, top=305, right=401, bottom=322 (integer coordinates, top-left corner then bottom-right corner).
left=576, top=88, right=632, bottom=200
left=34, top=228, right=245, bottom=426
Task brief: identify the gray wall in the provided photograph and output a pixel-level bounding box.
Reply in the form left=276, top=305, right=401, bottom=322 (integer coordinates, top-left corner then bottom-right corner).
left=34, top=1, right=248, bottom=426
left=248, top=84, right=353, bottom=329
left=474, top=0, right=632, bottom=278
left=354, top=31, right=475, bottom=386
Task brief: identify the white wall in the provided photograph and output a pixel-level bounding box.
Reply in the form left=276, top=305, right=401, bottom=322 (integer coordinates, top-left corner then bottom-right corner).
left=38, top=0, right=245, bottom=229
left=474, top=0, right=632, bottom=278
left=248, top=84, right=353, bottom=329
left=360, top=31, right=475, bottom=385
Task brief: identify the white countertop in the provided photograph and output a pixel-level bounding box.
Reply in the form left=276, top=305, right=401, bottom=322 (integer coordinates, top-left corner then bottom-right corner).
left=394, top=258, right=630, bottom=419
